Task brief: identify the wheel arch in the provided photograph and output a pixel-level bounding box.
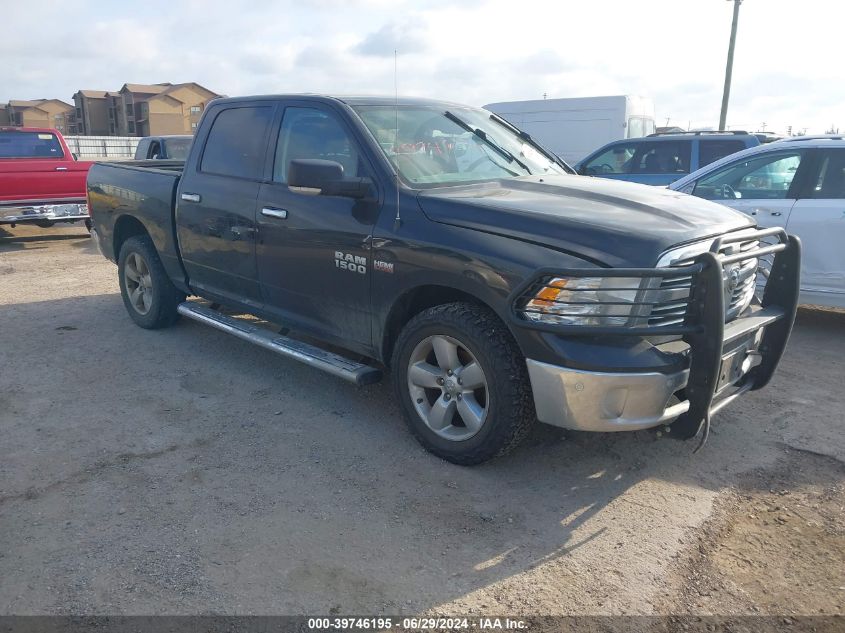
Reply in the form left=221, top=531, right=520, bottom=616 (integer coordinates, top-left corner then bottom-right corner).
left=113, top=215, right=151, bottom=261
left=380, top=284, right=517, bottom=366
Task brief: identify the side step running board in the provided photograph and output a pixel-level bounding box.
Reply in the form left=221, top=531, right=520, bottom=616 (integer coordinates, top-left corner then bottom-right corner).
left=177, top=302, right=382, bottom=386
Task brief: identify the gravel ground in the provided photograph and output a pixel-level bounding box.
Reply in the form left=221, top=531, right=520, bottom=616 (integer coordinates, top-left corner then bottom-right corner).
left=1, top=222, right=843, bottom=617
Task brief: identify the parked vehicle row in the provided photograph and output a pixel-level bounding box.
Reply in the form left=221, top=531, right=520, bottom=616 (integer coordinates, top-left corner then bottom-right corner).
left=670, top=136, right=845, bottom=308
left=87, top=94, right=800, bottom=465
left=0, top=127, right=93, bottom=228
left=575, top=130, right=761, bottom=186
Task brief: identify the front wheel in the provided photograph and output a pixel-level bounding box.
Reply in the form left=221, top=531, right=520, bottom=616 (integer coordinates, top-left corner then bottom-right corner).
left=392, top=302, right=535, bottom=465
left=118, top=235, right=185, bottom=329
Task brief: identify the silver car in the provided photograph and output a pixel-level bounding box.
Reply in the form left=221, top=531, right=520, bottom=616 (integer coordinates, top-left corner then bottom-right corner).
left=670, top=136, right=845, bottom=308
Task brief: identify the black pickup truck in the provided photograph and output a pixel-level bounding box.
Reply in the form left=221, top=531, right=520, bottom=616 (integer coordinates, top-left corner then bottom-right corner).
left=87, top=95, right=801, bottom=465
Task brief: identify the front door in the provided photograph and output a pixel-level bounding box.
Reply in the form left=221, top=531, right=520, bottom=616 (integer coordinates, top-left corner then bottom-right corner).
left=175, top=103, right=275, bottom=306
left=255, top=102, right=381, bottom=350
left=691, top=149, right=811, bottom=230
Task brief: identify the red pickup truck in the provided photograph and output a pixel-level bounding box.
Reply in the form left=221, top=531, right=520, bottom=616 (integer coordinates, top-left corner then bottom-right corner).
left=0, top=126, right=94, bottom=228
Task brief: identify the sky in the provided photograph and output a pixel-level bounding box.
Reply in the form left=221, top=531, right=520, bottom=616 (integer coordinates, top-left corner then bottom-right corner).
left=1, top=0, right=841, bottom=135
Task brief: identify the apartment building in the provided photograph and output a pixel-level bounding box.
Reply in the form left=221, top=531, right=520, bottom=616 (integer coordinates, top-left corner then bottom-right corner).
left=1, top=99, right=77, bottom=133
left=72, top=90, right=111, bottom=136
left=3, top=81, right=220, bottom=136
left=109, top=82, right=220, bottom=136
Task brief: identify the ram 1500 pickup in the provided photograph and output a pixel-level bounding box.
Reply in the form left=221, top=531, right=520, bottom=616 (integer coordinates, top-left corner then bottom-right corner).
left=1, top=127, right=93, bottom=228
left=87, top=95, right=801, bottom=465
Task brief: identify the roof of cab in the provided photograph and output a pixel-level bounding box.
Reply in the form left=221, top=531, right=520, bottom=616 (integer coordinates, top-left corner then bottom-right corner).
left=0, top=126, right=62, bottom=134
left=206, top=94, right=472, bottom=109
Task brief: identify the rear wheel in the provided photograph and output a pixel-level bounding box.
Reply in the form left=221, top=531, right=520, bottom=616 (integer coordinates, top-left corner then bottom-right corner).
left=392, top=302, right=535, bottom=465
left=118, top=235, right=185, bottom=329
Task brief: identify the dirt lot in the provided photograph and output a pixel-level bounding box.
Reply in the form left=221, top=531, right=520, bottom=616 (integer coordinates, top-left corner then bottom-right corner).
left=1, top=223, right=843, bottom=619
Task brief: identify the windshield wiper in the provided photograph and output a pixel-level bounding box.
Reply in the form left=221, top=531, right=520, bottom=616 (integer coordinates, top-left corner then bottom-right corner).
left=488, top=114, right=575, bottom=174
left=444, top=111, right=531, bottom=174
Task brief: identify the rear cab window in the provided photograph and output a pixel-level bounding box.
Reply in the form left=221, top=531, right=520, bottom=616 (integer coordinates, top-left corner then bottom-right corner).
left=163, top=138, right=192, bottom=160
left=199, top=106, right=274, bottom=179
left=0, top=131, right=64, bottom=158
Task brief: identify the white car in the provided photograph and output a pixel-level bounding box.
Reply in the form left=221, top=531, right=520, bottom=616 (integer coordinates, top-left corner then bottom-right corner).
left=670, top=136, right=845, bottom=308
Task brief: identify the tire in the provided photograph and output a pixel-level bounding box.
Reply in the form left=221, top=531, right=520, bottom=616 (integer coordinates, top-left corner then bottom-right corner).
left=392, top=302, right=535, bottom=465
left=117, top=235, right=185, bottom=329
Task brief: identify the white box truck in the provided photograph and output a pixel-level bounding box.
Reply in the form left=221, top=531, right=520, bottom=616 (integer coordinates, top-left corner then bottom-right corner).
left=483, top=95, right=655, bottom=165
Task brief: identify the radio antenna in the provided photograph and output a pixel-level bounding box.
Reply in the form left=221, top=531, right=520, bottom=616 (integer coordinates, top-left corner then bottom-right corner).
left=393, top=48, right=402, bottom=229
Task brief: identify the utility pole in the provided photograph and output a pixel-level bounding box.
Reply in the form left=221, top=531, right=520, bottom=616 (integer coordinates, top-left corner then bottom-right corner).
left=719, top=0, right=743, bottom=131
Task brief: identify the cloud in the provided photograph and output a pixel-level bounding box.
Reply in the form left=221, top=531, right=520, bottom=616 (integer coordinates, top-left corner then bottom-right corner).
left=0, top=0, right=843, bottom=133
left=353, top=21, right=429, bottom=57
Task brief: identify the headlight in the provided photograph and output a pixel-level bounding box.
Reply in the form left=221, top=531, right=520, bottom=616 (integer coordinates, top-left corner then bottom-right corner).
left=522, top=276, right=648, bottom=326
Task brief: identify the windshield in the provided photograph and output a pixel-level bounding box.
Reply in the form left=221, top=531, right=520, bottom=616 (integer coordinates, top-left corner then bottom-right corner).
left=0, top=131, right=64, bottom=159
left=164, top=138, right=192, bottom=160
left=352, top=105, right=567, bottom=188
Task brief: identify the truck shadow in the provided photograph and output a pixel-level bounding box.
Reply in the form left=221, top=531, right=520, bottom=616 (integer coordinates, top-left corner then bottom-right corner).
left=1, top=292, right=843, bottom=614
left=0, top=223, right=92, bottom=252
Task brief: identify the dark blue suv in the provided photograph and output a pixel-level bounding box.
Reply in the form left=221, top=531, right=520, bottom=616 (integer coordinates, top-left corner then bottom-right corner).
left=575, top=131, right=760, bottom=186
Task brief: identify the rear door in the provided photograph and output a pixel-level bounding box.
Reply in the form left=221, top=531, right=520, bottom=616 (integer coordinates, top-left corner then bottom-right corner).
left=786, top=148, right=845, bottom=303
left=175, top=102, right=275, bottom=305
left=255, top=101, right=381, bottom=350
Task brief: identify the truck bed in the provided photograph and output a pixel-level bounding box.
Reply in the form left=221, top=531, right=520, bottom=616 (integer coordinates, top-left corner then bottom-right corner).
left=87, top=160, right=187, bottom=285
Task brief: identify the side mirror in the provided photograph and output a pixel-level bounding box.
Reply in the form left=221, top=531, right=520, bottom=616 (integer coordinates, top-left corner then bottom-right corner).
left=288, top=159, right=371, bottom=199
left=72, top=152, right=78, bottom=161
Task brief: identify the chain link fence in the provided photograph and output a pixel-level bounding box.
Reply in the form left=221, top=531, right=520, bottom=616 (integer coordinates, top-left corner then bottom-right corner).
left=63, top=135, right=140, bottom=160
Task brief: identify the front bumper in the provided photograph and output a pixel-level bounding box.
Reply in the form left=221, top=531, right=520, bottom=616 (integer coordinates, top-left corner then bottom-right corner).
left=0, top=203, right=89, bottom=225
left=515, top=227, right=801, bottom=438
left=527, top=360, right=690, bottom=431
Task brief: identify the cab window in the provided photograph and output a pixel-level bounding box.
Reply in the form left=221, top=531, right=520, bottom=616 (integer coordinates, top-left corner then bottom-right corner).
left=200, top=106, right=274, bottom=180
left=693, top=152, right=803, bottom=201
left=273, top=107, right=361, bottom=184
left=698, top=140, right=747, bottom=168
left=630, top=141, right=691, bottom=174
left=581, top=142, right=643, bottom=174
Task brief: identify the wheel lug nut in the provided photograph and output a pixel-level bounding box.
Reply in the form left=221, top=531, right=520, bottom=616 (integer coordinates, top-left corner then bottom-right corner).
left=444, top=394, right=451, bottom=401
left=447, top=370, right=453, bottom=376
left=436, top=377, right=444, bottom=385
left=457, top=394, right=462, bottom=400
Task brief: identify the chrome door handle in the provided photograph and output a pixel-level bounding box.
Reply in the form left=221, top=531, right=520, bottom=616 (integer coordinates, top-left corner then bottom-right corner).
left=771, top=211, right=783, bottom=217
left=181, top=192, right=201, bottom=203
left=261, top=207, right=288, bottom=220
left=55, top=167, right=68, bottom=171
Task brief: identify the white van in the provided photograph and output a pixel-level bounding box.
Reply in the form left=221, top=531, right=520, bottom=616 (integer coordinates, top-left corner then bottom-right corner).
left=483, top=96, right=656, bottom=165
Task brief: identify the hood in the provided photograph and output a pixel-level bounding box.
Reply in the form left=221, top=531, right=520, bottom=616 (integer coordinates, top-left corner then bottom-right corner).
left=416, top=175, right=754, bottom=267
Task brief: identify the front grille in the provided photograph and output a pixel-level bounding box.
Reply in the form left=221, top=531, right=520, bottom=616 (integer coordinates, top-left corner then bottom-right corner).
left=654, top=232, right=777, bottom=326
